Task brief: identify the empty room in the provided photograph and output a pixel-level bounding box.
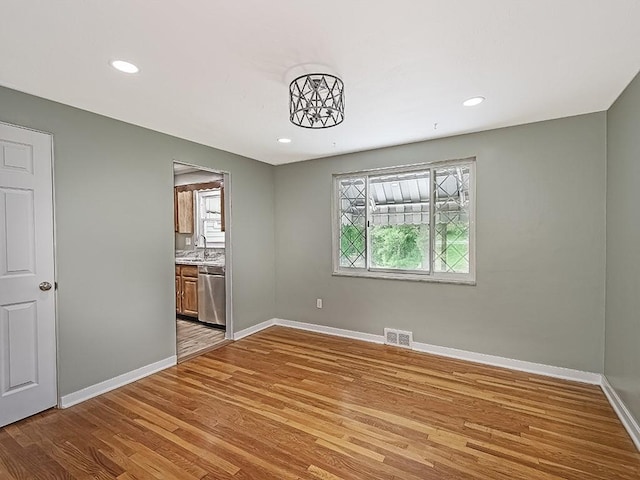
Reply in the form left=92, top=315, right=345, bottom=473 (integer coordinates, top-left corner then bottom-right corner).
left=1, top=1, right=639, bottom=479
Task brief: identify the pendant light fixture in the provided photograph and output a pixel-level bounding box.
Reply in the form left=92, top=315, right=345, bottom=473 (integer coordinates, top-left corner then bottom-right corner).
left=289, top=73, right=345, bottom=128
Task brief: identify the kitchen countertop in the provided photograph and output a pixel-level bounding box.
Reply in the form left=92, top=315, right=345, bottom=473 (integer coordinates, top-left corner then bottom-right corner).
left=175, top=249, right=225, bottom=267
left=176, top=258, right=224, bottom=267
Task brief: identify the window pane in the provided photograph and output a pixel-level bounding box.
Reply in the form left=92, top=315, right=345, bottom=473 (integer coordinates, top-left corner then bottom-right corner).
left=202, top=192, right=221, bottom=218
left=197, top=189, right=224, bottom=245
left=203, top=219, right=220, bottom=236
left=338, top=177, right=366, bottom=268
left=433, top=165, right=471, bottom=273
left=369, top=171, right=430, bottom=271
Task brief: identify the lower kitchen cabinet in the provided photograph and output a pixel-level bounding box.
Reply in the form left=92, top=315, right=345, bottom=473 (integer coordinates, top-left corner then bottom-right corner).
left=176, top=265, right=198, bottom=317
left=176, top=275, right=181, bottom=314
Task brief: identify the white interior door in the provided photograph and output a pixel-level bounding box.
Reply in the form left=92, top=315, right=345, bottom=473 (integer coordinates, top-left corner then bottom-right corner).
left=0, top=123, right=57, bottom=427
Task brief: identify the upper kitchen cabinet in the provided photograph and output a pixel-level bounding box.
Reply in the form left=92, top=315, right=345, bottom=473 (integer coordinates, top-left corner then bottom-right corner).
left=175, top=187, right=194, bottom=234
left=220, top=184, right=225, bottom=232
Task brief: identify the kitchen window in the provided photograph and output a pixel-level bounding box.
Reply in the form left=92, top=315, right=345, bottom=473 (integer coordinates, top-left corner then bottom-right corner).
left=195, top=189, right=225, bottom=247
left=332, top=158, right=475, bottom=284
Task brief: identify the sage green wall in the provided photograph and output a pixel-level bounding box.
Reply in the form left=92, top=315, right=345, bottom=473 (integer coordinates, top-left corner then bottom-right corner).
left=0, top=86, right=276, bottom=396
left=605, top=71, right=640, bottom=421
left=274, top=113, right=607, bottom=372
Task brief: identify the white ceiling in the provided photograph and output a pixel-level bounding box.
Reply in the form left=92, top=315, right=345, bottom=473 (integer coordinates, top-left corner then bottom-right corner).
left=1, top=1, right=638, bottom=165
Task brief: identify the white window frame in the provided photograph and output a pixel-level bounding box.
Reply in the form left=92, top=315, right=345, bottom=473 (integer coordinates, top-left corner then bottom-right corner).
left=195, top=189, right=225, bottom=248
left=332, top=157, right=476, bottom=285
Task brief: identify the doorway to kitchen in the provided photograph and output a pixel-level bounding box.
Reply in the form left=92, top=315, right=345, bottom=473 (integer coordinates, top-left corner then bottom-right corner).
left=173, top=162, right=232, bottom=362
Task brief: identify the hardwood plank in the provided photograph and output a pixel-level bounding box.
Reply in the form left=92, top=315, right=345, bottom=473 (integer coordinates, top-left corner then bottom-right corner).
left=1, top=326, right=639, bottom=479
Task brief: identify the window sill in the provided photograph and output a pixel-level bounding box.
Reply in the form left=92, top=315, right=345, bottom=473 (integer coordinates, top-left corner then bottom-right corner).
left=332, top=269, right=476, bottom=285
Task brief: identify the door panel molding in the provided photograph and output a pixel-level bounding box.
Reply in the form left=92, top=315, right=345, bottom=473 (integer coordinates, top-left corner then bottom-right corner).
left=1, top=301, right=39, bottom=396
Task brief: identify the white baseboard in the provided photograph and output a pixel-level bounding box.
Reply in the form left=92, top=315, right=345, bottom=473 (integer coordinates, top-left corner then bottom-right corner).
left=411, top=340, right=602, bottom=385
left=233, top=319, right=276, bottom=340
left=59, top=355, right=177, bottom=408
left=259, top=318, right=600, bottom=385
left=600, top=376, right=640, bottom=451
left=274, top=318, right=385, bottom=344
left=235, top=318, right=383, bottom=344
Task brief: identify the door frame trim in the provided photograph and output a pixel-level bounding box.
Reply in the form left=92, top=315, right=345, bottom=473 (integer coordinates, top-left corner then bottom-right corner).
left=0, top=120, right=60, bottom=409
left=172, top=161, right=234, bottom=343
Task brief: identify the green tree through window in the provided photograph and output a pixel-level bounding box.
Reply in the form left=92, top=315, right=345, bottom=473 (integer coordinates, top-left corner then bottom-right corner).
left=340, top=224, right=365, bottom=260
left=370, top=225, right=428, bottom=270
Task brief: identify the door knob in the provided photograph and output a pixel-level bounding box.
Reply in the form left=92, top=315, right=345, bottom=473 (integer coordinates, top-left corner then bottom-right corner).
left=39, top=282, right=52, bottom=291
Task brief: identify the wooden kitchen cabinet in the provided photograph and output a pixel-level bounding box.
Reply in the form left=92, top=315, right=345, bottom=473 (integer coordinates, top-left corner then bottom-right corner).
left=220, top=184, right=225, bottom=232
left=175, top=188, right=194, bottom=234
left=175, top=265, right=198, bottom=318
left=175, top=275, right=182, bottom=314
left=181, top=277, right=198, bottom=316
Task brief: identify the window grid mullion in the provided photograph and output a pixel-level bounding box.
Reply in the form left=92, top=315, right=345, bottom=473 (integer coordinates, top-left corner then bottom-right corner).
left=334, top=176, right=340, bottom=269
left=428, top=167, right=435, bottom=275
left=365, top=175, right=371, bottom=271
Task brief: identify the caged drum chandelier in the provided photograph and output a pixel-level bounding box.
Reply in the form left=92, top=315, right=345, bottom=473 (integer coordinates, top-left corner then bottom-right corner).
left=289, top=73, right=345, bottom=128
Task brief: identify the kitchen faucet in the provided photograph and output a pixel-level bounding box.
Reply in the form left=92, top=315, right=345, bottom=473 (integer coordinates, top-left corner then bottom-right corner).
left=198, top=234, right=208, bottom=260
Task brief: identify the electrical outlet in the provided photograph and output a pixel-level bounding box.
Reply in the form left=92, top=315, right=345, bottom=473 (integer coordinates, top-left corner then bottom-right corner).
left=185, top=237, right=191, bottom=246
left=316, top=298, right=323, bottom=309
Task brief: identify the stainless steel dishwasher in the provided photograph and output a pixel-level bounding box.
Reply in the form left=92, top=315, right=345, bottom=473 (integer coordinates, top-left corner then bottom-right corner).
left=197, top=265, right=226, bottom=327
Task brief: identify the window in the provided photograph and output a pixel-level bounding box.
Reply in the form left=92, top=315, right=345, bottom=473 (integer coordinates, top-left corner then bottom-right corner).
left=333, top=158, right=475, bottom=283
left=195, top=189, right=225, bottom=247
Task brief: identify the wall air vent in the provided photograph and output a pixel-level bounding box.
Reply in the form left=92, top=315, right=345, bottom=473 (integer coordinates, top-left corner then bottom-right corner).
left=384, top=328, right=413, bottom=349
left=398, top=331, right=413, bottom=348
left=385, top=329, right=398, bottom=345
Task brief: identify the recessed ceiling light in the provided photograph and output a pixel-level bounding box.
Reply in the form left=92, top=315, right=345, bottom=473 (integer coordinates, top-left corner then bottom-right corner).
left=110, top=60, right=139, bottom=74
left=463, top=96, right=485, bottom=107
left=278, top=138, right=292, bottom=144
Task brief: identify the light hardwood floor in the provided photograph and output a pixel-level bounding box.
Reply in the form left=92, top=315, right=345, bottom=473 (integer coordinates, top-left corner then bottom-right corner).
left=177, top=318, right=227, bottom=362
left=1, top=326, right=639, bottom=479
